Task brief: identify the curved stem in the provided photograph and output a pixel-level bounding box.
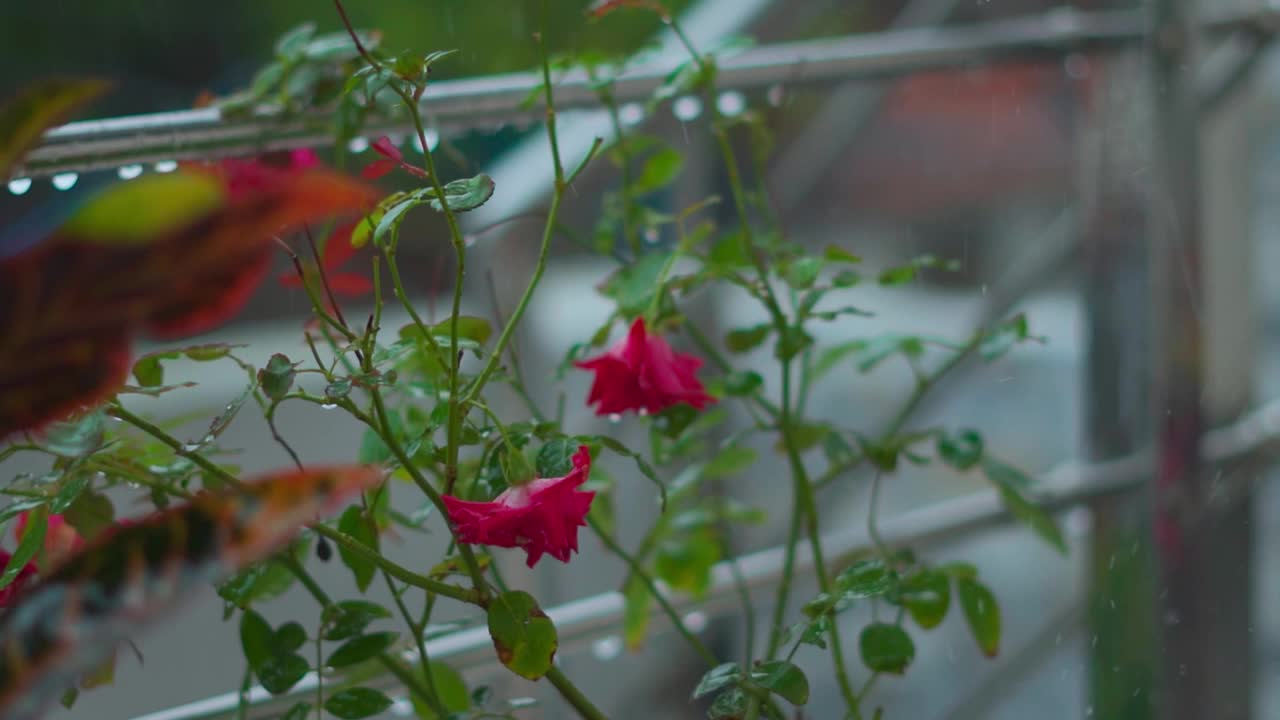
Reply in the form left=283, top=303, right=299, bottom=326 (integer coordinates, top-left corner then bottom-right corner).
left=545, top=667, right=609, bottom=720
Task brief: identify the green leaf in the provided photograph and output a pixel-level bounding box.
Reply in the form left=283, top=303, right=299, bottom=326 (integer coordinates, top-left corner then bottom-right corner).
left=258, top=354, right=296, bottom=402
left=708, top=687, right=749, bottom=719
left=239, top=609, right=275, bottom=670
left=0, top=505, right=44, bottom=589
left=898, top=570, right=950, bottom=629
left=832, top=269, right=861, bottom=287
left=957, top=577, right=1001, bottom=657
left=132, top=355, right=165, bottom=387
left=274, top=21, right=316, bottom=58
left=0, top=77, right=110, bottom=178
left=859, top=623, right=915, bottom=674
left=836, top=561, right=896, bottom=599
left=601, top=252, right=669, bottom=316
left=632, top=146, right=684, bottom=194
left=323, top=600, right=393, bottom=642
left=707, top=229, right=753, bottom=270
left=622, top=575, right=652, bottom=650
left=281, top=702, right=312, bottom=720
left=63, top=490, right=114, bottom=538
left=60, top=688, right=78, bottom=710
left=426, top=174, right=496, bottom=213
left=774, top=326, right=814, bottom=361
left=326, top=632, right=398, bottom=669
left=655, top=529, right=720, bottom=598
left=937, top=430, right=984, bottom=471
left=486, top=591, right=558, bottom=680
left=51, top=472, right=91, bottom=514
left=982, top=458, right=1066, bottom=554
left=783, top=257, right=823, bottom=290
left=692, top=662, right=741, bottom=699
left=337, top=507, right=379, bottom=593
left=725, top=324, right=771, bottom=353
left=274, top=622, right=307, bottom=653
left=431, top=315, right=493, bottom=346
left=702, top=446, right=758, bottom=479
left=535, top=439, right=578, bottom=477
left=823, top=245, right=862, bottom=264
left=325, top=688, right=394, bottom=720
left=219, top=557, right=298, bottom=608
left=980, top=313, right=1041, bottom=361
left=724, top=370, right=763, bottom=396
left=750, top=660, right=809, bottom=706
left=61, top=173, right=227, bottom=246
left=37, top=411, right=105, bottom=458
left=411, top=661, right=471, bottom=719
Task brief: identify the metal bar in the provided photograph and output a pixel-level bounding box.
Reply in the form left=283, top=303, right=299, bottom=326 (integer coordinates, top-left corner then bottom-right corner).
left=11, top=6, right=1279, bottom=180
left=130, top=395, right=1280, bottom=720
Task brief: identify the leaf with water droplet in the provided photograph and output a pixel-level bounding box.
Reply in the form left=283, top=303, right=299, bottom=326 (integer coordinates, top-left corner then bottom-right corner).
left=486, top=591, right=557, bottom=680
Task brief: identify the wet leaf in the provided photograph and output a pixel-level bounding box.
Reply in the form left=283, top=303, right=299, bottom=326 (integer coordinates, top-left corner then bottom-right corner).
left=337, top=506, right=379, bottom=593
left=859, top=623, right=915, bottom=674
left=631, top=146, right=684, bottom=194
left=259, top=354, right=297, bottom=401
left=937, top=429, right=984, bottom=471
left=0, top=505, right=44, bottom=588
left=426, top=174, right=496, bottom=213
left=750, top=660, right=809, bottom=705
left=486, top=591, right=557, bottom=680
left=836, top=560, right=896, bottom=600
left=958, top=577, right=1001, bottom=657
left=982, top=458, right=1065, bottom=554
left=708, top=687, right=749, bottom=719
left=326, top=632, right=398, bottom=669
left=323, top=600, right=393, bottom=642
left=725, top=324, right=771, bottom=353
left=623, top=575, right=651, bottom=650
left=692, top=663, right=740, bottom=699
left=897, top=570, right=951, bottom=630
left=325, top=687, right=393, bottom=719
left=410, top=661, right=471, bottom=719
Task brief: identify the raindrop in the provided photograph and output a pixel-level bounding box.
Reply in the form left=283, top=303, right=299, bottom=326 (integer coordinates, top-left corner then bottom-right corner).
left=717, top=91, right=746, bottom=117
left=766, top=84, right=787, bottom=107
left=321, top=403, right=338, bottom=410
left=673, top=96, right=703, bottom=122
left=591, top=635, right=623, bottom=661
left=642, top=227, right=661, bottom=245
left=117, top=164, right=144, bottom=180
left=683, top=611, right=708, bottom=633
left=508, top=698, right=537, bottom=709
left=463, top=234, right=478, bottom=248
left=181, top=443, right=203, bottom=453
left=619, top=102, right=645, bottom=127
left=389, top=698, right=415, bottom=717
left=424, top=129, right=440, bottom=152
left=347, top=136, right=370, bottom=153
left=154, top=160, right=178, bottom=173
left=7, top=177, right=31, bottom=195
left=51, top=173, right=78, bottom=191
left=608, top=413, right=623, bottom=424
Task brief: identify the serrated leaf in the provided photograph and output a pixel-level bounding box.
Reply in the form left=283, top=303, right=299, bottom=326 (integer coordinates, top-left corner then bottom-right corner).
left=337, top=506, right=379, bottom=593
left=427, top=174, right=496, bottom=213
left=323, top=600, right=392, bottom=642
left=982, top=458, right=1066, bottom=554
left=750, top=660, right=809, bottom=705
left=859, top=623, right=915, bottom=674
left=958, top=578, right=1000, bottom=657
left=326, top=632, right=398, bottom=668
left=325, top=687, right=393, bottom=719
left=487, top=591, right=557, bottom=680
left=692, top=662, right=741, bottom=698
left=897, top=570, right=950, bottom=629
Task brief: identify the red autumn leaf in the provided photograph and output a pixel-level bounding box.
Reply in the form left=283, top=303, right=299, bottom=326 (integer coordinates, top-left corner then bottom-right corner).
left=362, top=135, right=428, bottom=180
left=443, top=445, right=596, bottom=567
left=0, top=157, right=377, bottom=443
left=0, top=464, right=382, bottom=719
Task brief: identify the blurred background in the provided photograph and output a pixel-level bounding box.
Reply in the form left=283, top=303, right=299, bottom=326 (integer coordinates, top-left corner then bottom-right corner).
left=2, top=0, right=1277, bottom=718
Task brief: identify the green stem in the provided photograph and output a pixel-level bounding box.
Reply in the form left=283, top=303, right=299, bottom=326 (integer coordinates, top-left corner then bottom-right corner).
left=311, top=524, right=479, bottom=604
left=384, top=573, right=448, bottom=719
left=545, top=667, right=609, bottom=720
left=108, top=404, right=245, bottom=492
left=588, top=518, right=718, bottom=667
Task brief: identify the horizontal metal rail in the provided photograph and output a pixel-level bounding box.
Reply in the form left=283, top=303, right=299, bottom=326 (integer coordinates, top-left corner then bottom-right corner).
left=131, top=394, right=1280, bottom=720
left=13, top=5, right=1279, bottom=180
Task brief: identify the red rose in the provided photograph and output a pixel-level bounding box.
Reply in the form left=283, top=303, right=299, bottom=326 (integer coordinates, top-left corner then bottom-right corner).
left=442, top=446, right=596, bottom=567
left=575, top=318, right=715, bottom=416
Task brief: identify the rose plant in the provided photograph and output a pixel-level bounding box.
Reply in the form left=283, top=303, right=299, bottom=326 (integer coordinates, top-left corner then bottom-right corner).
left=0, top=2, right=1059, bottom=719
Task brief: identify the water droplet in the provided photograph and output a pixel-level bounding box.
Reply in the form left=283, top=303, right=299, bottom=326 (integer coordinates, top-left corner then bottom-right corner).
left=642, top=227, right=661, bottom=245
left=7, top=177, right=31, bottom=195
left=389, top=698, right=415, bottom=717
left=1164, top=610, right=1182, bottom=626
left=181, top=442, right=203, bottom=453
left=508, top=697, right=537, bottom=709
left=1085, top=705, right=1094, bottom=717
left=673, top=96, right=702, bottom=122
left=717, top=91, right=746, bottom=117
left=683, top=611, right=708, bottom=633
left=767, top=84, right=787, bottom=107
left=117, top=164, right=144, bottom=180
left=347, top=136, right=370, bottom=153
left=619, top=102, right=645, bottom=127
left=463, top=234, right=478, bottom=248
left=51, top=172, right=78, bottom=190
left=591, top=635, right=623, bottom=661
left=608, top=413, right=622, bottom=424
left=154, top=160, right=178, bottom=173
left=321, top=403, right=338, bottom=410
left=424, top=129, right=440, bottom=152
left=1178, top=663, right=1188, bottom=677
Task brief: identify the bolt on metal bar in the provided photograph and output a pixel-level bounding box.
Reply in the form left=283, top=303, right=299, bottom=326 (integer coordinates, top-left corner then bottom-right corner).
left=11, top=6, right=1278, bottom=180
left=130, top=394, right=1280, bottom=720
